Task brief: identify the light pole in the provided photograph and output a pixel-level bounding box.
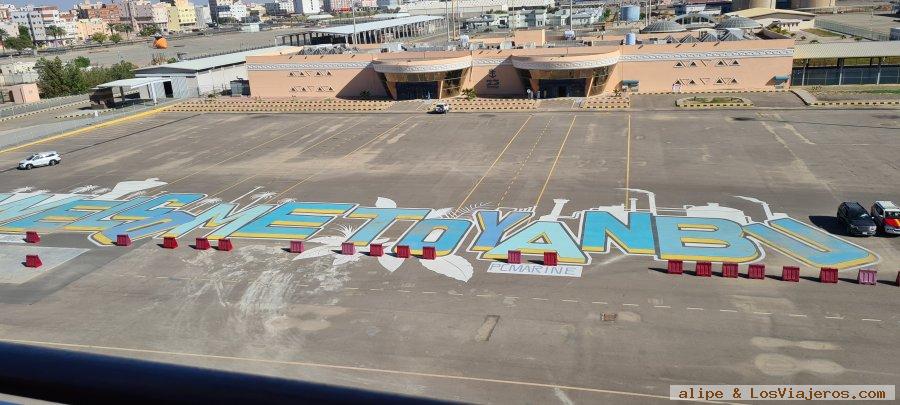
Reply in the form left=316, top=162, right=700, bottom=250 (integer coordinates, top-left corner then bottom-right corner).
left=351, top=1, right=357, bottom=45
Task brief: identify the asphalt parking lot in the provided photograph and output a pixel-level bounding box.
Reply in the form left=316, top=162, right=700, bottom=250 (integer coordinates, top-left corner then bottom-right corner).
left=0, top=109, right=898, bottom=403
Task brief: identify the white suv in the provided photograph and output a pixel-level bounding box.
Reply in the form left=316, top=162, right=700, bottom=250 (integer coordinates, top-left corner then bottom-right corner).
left=871, top=201, right=900, bottom=235
left=18, top=151, right=61, bottom=170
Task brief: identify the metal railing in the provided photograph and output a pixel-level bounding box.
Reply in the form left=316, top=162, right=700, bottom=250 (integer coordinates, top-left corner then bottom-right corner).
left=813, top=19, right=889, bottom=41
left=0, top=341, right=439, bottom=404
left=0, top=94, right=89, bottom=119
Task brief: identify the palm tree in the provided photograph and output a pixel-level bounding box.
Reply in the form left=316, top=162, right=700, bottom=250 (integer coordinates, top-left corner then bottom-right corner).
left=113, top=23, right=134, bottom=40
left=45, top=25, right=67, bottom=46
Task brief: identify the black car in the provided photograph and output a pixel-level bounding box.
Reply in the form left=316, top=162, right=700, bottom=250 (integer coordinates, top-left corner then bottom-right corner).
left=837, top=202, right=877, bottom=236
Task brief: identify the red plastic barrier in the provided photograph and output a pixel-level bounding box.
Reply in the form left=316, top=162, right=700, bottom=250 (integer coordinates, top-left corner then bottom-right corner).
left=819, top=267, right=838, bottom=284
left=24, top=254, right=42, bottom=268
left=896, top=271, right=900, bottom=287
left=721, top=262, right=738, bottom=278
left=857, top=268, right=877, bottom=285
left=782, top=266, right=800, bottom=282
left=369, top=243, right=383, bottom=257
left=194, top=237, right=210, bottom=250
left=748, top=264, right=766, bottom=280
left=422, top=246, right=436, bottom=260
left=217, top=238, right=233, bottom=252
left=162, top=236, right=178, bottom=249
left=667, top=260, right=683, bottom=275
left=543, top=251, right=558, bottom=266
left=695, top=261, right=712, bottom=277
left=289, top=240, right=304, bottom=253
left=341, top=242, right=355, bottom=255
left=116, top=234, right=131, bottom=247
left=25, top=231, right=40, bottom=244
left=396, top=245, right=410, bottom=258
left=507, top=250, right=522, bottom=264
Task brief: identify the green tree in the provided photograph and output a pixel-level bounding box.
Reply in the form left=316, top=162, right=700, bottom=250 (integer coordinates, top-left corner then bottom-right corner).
left=109, top=33, right=123, bottom=44
left=3, top=26, right=34, bottom=51
left=72, top=56, right=91, bottom=68
left=34, top=57, right=135, bottom=98
left=112, top=23, right=133, bottom=39
left=0, top=28, right=8, bottom=42
left=90, top=32, right=108, bottom=44
left=45, top=25, right=68, bottom=45
left=139, top=25, right=160, bottom=37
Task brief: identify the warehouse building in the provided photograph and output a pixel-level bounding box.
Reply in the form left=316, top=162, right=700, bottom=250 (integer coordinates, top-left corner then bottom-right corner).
left=276, top=15, right=446, bottom=46
left=132, top=46, right=300, bottom=98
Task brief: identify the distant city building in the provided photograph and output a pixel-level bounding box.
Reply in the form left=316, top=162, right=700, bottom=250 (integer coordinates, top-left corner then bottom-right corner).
left=76, top=0, right=123, bottom=24
left=264, top=1, right=295, bottom=16
left=216, top=2, right=249, bottom=21
left=12, top=5, right=78, bottom=46
left=293, top=0, right=322, bottom=15
left=162, top=0, right=198, bottom=31
left=324, top=0, right=376, bottom=13
left=195, top=4, right=212, bottom=26
left=75, top=17, right=111, bottom=40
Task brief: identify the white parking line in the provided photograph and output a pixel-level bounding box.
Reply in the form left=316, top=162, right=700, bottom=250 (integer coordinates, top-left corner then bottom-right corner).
left=753, top=312, right=773, bottom=315
left=532, top=298, right=549, bottom=301
left=788, top=314, right=808, bottom=318
left=824, top=316, right=844, bottom=320
left=653, top=305, right=671, bottom=309
left=686, top=307, right=704, bottom=311
left=591, top=301, right=608, bottom=305
left=622, top=303, right=639, bottom=307
left=861, top=318, right=882, bottom=322
left=719, top=309, right=738, bottom=313
left=561, top=299, right=579, bottom=303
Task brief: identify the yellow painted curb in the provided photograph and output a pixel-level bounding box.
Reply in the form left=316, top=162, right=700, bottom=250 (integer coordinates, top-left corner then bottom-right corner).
left=0, top=103, right=180, bottom=155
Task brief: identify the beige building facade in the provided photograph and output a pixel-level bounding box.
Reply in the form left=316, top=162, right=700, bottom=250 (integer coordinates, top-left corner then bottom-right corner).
left=247, top=37, right=795, bottom=99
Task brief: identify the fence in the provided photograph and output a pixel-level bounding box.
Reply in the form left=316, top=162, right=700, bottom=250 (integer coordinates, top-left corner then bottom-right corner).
left=813, top=19, right=889, bottom=41
left=0, top=94, right=89, bottom=119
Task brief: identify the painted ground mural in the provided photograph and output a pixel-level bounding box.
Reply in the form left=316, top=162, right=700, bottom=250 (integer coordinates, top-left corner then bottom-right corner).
left=0, top=179, right=878, bottom=282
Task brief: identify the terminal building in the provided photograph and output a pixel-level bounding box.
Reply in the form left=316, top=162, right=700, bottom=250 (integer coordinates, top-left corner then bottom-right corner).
left=248, top=30, right=795, bottom=99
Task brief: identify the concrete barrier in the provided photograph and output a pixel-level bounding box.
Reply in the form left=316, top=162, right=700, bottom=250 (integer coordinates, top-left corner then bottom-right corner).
left=422, top=246, right=436, bottom=260
left=721, top=262, right=739, bottom=278
left=544, top=251, right=558, bottom=266
left=217, top=238, right=233, bottom=252
left=289, top=240, right=304, bottom=253
left=819, top=267, right=838, bottom=283
left=25, top=254, right=42, bottom=268
left=507, top=250, right=522, bottom=264
left=781, top=266, right=800, bottom=282
left=25, top=231, right=40, bottom=244
left=748, top=264, right=766, bottom=280
left=162, top=236, right=178, bottom=249
left=369, top=243, right=383, bottom=257
left=667, top=259, right=683, bottom=275
left=695, top=261, right=712, bottom=277
left=116, top=234, right=132, bottom=247
left=857, top=268, right=877, bottom=285
left=194, top=237, right=210, bottom=250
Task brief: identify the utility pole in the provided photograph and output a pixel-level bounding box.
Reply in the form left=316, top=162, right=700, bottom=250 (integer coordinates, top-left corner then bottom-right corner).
left=351, top=0, right=357, bottom=44
left=569, top=0, right=573, bottom=32
left=445, top=0, right=450, bottom=43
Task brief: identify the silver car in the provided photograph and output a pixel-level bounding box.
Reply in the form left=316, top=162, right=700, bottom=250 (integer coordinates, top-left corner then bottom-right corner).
left=18, top=151, right=61, bottom=170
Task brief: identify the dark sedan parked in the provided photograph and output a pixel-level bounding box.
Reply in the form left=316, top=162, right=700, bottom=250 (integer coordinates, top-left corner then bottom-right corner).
left=837, top=202, right=877, bottom=236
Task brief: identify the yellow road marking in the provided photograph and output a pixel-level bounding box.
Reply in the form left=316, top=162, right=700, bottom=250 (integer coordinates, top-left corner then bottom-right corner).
left=496, top=118, right=552, bottom=208
left=534, top=115, right=576, bottom=208
left=624, top=114, right=632, bottom=209
left=274, top=116, right=413, bottom=199
left=456, top=114, right=534, bottom=210
left=0, top=103, right=178, bottom=156
left=166, top=117, right=330, bottom=187
left=0, top=337, right=717, bottom=403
